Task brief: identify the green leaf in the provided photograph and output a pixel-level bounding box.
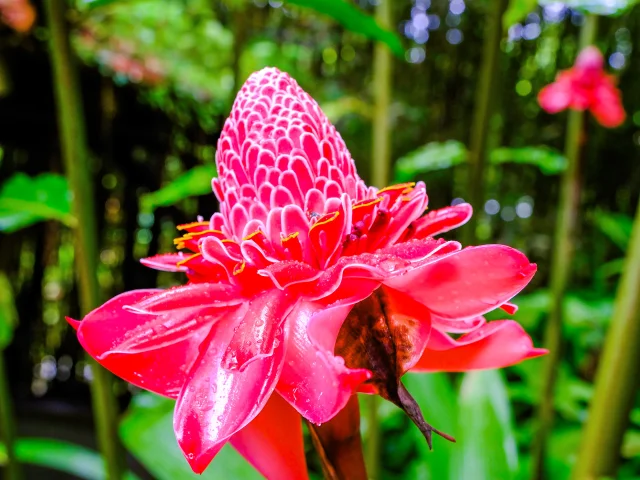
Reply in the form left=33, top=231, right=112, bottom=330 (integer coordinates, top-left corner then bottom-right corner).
left=119, top=392, right=261, bottom=479
left=0, top=438, right=139, bottom=480
left=0, top=273, right=17, bottom=350
left=403, top=372, right=458, bottom=480
left=321, top=96, right=372, bottom=123
left=455, top=370, right=519, bottom=480
left=503, top=0, right=539, bottom=29
left=285, top=0, right=405, bottom=58
left=0, top=173, right=76, bottom=232
left=393, top=141, right=468, bottom=183
left=489, top=146, right=567, bottom=175
left=140, top=164, right=218, bottom=212
left=593, top=210, right=633, bottom=250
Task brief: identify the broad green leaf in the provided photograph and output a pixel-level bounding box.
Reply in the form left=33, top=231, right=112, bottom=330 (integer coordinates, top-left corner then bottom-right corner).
left=0, top=173, right=76, bottom=232
left=393, top=141, right=467, bottom=183
left=403, top=373, right=458, bottom=480
left=286, top=0, right=405, bottom=58
left=540, top=0, right=640, bottom=15
left=593, top=210, right=633, bottom=250
left=489, top=146, right=567, bottom=175
left=622, top=430, right=640, bottom=458
left=0, top=273, right=17, bottom=350
left=455, top=370, right=519, bottom=480
left=139, top=164, right=217, bottom=212
left=503, top=0, right=539, bottom=29
left=0, top=438, right=139, bottom=480
left=119, top=392, right=261, bottom=479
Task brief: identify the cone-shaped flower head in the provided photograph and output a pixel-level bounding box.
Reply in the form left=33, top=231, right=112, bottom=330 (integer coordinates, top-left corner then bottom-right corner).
left=69, top=68, right=545, bottom=478
left=538, top=46, right=626, bottom=128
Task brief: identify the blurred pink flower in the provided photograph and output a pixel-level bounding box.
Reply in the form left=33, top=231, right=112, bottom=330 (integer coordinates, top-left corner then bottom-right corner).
left=538, top=46, right=626, bottom=128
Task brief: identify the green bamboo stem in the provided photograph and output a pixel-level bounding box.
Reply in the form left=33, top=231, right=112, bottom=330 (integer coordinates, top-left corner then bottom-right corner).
left=464, top=0, right=508, bottom=245
left=44, top=2, right=126, bottom=478
left=370, top=0, right=392, bottom=189
left=532, top=15, right=598, bottom=480
left=572, top=194, right=640, bottom=479
left=0, top=352, right=23, bottom=480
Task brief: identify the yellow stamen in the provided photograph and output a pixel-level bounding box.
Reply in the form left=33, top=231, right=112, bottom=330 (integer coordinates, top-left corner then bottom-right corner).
left=352, top=197, right=383, bottom=211
left=176, top=252, right=202, bottom=267
left=377, top=182, right=415, bottom=195
left=281, top=231, right=300, bottom=244
left=176, top=221, right=209, bottom=231
left=233, top=261, right=246, bottom=276
left=309, top=211, right=340, bottom=231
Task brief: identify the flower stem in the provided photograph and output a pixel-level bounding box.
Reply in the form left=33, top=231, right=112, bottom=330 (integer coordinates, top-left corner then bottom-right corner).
left=44, top=1, right=126, bottom=478
left=0, top=351, right=23, bottom=480
left=572, top=193, right=640, bottom=478
left=532, top=15, right=598, bottom=480
left=464, top=0, right=508, bottom=244
left=370, top=0, right=393, bottom=189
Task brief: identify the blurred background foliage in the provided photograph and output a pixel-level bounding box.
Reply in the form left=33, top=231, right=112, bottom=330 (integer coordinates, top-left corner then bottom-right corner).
left=0, top=0, right=639, bottom=479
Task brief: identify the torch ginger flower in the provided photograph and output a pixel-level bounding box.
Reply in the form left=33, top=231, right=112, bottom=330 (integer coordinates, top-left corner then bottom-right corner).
left=538, top=46, right=626, bottom=128
left=69, top=68, right=545, bottom=478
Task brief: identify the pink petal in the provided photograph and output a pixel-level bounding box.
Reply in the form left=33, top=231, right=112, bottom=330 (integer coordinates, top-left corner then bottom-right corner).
left=277, top=301, right=371, bottom=424
left=230, top=394, right=308, bottom=480
left=383, top=245, right=536, bottom=320
left=73, top=289, right=224, bottom=398
left=412, top=320, right=547, bottom=372
left=538, top=79, right=573, bottom=114
left=174, top=290, right=290, bottom=473
left=140, top=253, right=189, bottom=272
left=590, top=78, right=626, bottom=128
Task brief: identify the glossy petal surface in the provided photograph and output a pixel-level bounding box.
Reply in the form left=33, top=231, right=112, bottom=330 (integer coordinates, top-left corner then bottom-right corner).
left=413, top=320, right=547, bottom=372
left=230, top=394, right=308, bottom=480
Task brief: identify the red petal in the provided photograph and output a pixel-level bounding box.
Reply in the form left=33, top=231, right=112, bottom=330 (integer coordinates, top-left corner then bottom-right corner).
left=412, top=320, right=547, bottom=372
left=229, top=394, right=308, bottom=480
left=174, top=290, right=290, bottom=473
left=277, top=301, right=371, bottom=424
left=411, top=203, right=473, bottom=239
left=75, top=289, right=222, bottom=398
left=383, top=245, right=536, bottom=320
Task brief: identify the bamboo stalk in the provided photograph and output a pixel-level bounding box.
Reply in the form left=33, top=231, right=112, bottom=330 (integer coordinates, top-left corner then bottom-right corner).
left=44, top=2, right=126, bottom=478
left=0, top=352, right=23, bottom=480
left=532, top=15, right=598, bottom=480
left=464, top=0, right=508, bottom=244
left=370, top=0, right=393, bottom=189
left=572, top=194, right=640, bottom=478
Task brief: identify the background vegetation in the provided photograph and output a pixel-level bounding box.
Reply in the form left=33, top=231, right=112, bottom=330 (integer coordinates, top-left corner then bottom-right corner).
left=0, top=0, right=639, bottom=479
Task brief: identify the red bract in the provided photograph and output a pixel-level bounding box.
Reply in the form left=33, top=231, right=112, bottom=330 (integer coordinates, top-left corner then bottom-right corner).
left=0, top=0, right=35, bottom=33
left=70, top=68, right=545, bottom=478
left=538, top=46, right=626, bottom=128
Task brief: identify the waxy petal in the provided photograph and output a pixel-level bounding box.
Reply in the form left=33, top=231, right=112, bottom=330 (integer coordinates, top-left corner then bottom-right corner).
left=413, top=320, right=547, bottom=372
left=230, top=394, right=308, bottom=480
left=383, top=245, right=536, bottom=320
left=174, top=289, right=291, bottom=473
left=72, top=289, right=224, bottom=398
left=411, top=203, right=473, bottom=239
left=277, top=301, right=371, bottom=424
left=140, top=253, right=189, bottom=272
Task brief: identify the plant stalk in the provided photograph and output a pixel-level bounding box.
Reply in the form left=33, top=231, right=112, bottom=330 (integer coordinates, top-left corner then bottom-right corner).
left=0, top=352, right=23, bottom=480
left=464, top=0, right=508, bottom=244
left=572, top=194, right=640, bottom=478
left=532, top=15, right=598, bottom=480
left=44, top=2, right=126, bottom=478
left=370, top=0, right=393, bottom=189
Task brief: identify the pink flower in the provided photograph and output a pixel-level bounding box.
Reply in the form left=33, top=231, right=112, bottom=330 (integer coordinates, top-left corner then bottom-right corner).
left=538, top=46, right=626, bottom=128
left=0, top=0, right=35, bottom=33
left=69, top=68, right=545, bottom=478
